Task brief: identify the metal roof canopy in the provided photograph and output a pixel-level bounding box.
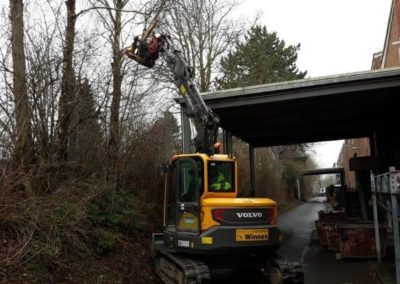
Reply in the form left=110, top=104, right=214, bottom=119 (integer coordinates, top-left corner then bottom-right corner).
left=178, top=68, right=400, bottom=147
left=300, top=167, right=344, bottom=176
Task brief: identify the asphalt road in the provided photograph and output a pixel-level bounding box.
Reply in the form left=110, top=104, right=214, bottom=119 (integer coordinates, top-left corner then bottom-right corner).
left=277, top=202, right=328, bottom=261
left=277, top=202, right=380, bottom=284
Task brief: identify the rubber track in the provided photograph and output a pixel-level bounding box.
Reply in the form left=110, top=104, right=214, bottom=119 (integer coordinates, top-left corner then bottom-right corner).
left=156, top=251, right=211, bottom=284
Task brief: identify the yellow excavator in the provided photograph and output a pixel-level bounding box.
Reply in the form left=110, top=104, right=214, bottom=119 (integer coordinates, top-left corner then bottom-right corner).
left=123, top=9, right=303, bottom=282
left=154, top=153, right=283, bottom=283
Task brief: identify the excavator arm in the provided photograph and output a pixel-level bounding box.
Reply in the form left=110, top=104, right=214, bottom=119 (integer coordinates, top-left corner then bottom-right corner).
left=158, top=35, right=220, bottom=154
left=124, top=0, right=219, bottom=154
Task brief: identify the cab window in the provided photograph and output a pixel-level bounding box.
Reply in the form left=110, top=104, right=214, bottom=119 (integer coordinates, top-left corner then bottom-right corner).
left=208, top=161, right=235, bottom=192
left=178, top=158, right=204, bottom=202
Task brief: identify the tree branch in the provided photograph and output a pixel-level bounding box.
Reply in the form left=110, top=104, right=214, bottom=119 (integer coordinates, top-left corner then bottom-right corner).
left=76, top=6, right=148, bottom=19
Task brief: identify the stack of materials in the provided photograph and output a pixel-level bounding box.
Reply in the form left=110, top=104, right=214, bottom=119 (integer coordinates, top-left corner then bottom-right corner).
left=315, top=211, right=345, bottom=252
left=315, top=211, right=386, bottom=259
left=336, top=223, right=386, bottom=258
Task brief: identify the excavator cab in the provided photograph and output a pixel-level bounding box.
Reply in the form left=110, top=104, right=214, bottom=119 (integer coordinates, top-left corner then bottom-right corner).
left=165, top=156, right=203, bottom=234
left=164, top=155, right=237, bottom=234
left=153, top=153, right=284, bottom=283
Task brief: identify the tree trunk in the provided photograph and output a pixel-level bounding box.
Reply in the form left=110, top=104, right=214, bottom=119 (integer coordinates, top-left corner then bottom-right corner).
left=10, top=0, right=33, bottom=167
left=57, top=0, right=76, bottom=162
left=108, top=0, right=124, bottom=179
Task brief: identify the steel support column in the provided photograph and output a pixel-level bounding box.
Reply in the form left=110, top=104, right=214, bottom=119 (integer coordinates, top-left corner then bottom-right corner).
left=296, top=178, right=301, bottom=200
left=223, top=131, right=233, bottom=154
left=181, top=107, right=192, bottom=154
left=370, top=172, right=381, bottom=263
left=249, top=144, right=255, bottom=197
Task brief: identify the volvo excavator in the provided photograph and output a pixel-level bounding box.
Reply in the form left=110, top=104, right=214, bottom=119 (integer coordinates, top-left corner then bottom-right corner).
left=123, top=12, right=303, bottom=283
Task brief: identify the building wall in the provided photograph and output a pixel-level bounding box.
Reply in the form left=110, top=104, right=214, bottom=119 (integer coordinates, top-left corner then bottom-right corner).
left=337, top=0, right=400, bottom=187
left=337, top=138, right=370, bottom=188
left=384, top=0, right=400, bottom=67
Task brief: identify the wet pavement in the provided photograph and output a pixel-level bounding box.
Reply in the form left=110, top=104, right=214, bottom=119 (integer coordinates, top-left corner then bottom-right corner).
left=278, top=202, right=380, bottom=284
left=277, top=202, right=328, bottom=260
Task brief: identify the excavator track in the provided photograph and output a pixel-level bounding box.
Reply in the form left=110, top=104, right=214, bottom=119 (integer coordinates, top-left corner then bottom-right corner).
left=155, top=251, right=211, bottom=284
left=155, top=252, right=304, bottom=284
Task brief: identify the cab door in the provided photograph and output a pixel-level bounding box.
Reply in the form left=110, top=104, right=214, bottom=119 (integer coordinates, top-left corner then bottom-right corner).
left=165, top=160, right=178, bottom=231
left=176, top=158, right=202, bottom=234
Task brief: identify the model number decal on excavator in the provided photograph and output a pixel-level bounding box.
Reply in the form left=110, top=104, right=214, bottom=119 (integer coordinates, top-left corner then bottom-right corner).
left=236, top=229, right=269, bottom=241
left=177, top=240, right=190, bottom=247
left=201, top=237, right=213, bottom=245
left=236, top=212, right=263, bottom=218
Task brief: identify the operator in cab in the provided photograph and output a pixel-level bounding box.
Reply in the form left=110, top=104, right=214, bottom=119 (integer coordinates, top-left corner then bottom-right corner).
left=210, top=172, right=231, bottom=191
left=209, top=163, right=232, bottom=191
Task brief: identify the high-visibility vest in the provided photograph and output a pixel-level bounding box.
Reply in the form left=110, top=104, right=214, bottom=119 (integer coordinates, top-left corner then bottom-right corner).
left=211, top=173, right=231, bottom=191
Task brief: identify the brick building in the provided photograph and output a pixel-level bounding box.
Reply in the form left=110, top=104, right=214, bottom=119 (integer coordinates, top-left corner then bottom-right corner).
left=380, top=0, right=400, bottom=68
left=337, top=138, right=371, bottom=188
left=337, top=0, right=400, bottom=188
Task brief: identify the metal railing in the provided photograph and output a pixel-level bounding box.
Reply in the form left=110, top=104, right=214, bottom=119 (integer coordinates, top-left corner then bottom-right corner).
left=371, top=167, right=400, bottom=284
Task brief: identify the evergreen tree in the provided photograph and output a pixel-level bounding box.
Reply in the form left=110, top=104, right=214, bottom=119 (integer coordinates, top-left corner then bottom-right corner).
left=217, top=25, right=313, bottom=198
left=217, top=25, right=307, bottom=89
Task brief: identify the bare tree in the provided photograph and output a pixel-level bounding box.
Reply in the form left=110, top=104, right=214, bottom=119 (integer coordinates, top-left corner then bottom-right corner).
left=57, top=0, right=77, bottom=161
left=9, top=0, right=33, bottom=167
left=165, top=0, right=240, bottom=92
left=88, top=0, right=159, bottom=180
left=107, top=0, right=126, bottom=173
left=16, top=0, right=107, bottom=164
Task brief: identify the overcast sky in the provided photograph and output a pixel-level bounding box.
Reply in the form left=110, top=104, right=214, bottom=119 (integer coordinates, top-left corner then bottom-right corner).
left=236, top=0, right=391, bottom=77
left=0, top=0, right=392, bottom=167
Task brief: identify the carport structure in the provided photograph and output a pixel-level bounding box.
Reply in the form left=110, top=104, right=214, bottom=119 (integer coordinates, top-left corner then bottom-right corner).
left=179, top=67, right=400, bottom=184
left=178, top=67, right=400, bottom=281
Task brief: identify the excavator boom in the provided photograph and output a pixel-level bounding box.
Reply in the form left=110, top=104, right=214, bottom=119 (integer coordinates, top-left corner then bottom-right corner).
left=159, top=35, right=220, bottom=154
